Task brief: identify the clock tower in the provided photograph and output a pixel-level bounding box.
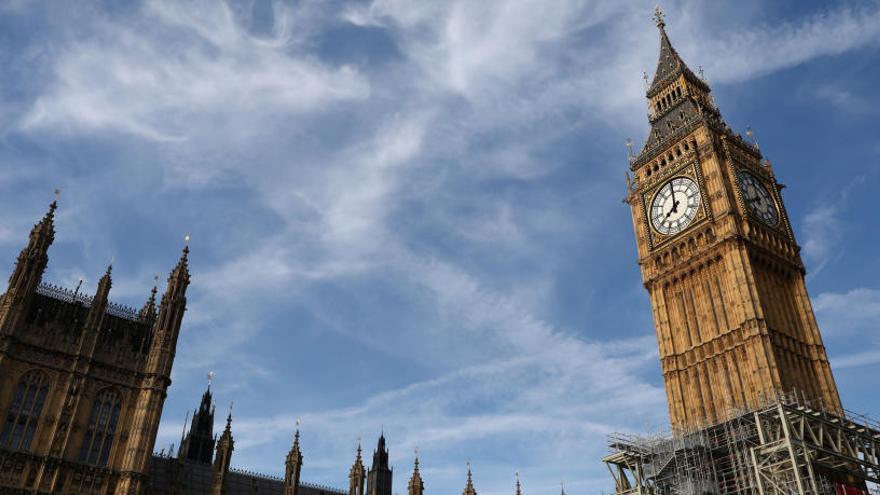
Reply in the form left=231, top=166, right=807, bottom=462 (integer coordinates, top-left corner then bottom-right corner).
left=625, top=9, right=841, bottom=431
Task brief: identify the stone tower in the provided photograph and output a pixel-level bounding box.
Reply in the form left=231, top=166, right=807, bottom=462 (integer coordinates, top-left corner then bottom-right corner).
left=366, top=434, right=392, bottom=495
left=179, top=385, right=217, bottom=464
left=625, top=9, right=841, bottom=430
left=0, top=201, right=190, bottom=494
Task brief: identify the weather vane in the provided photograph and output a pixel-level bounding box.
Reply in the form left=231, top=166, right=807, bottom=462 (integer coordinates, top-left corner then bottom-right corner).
left=296, top=417, right=301, bottom=428
left=54, top=188, right=62, bottom=200
left=746, top=126, right=760, bottom=150
left=653, top=5, right=665, bottom=28
left=207, top=371, right=215, bottom=386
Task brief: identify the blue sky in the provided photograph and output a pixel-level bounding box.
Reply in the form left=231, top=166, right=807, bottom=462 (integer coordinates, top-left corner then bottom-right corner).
left=1, top=0, right=879, bottom=494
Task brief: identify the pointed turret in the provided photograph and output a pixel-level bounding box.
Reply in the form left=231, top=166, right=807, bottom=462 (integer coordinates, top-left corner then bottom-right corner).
left=84, top=264, right=112, bottom=331
left=180, top=383, right=216, bottom=464
left=349, top=440, right=366, bottom=495
left=462, top=463, right=477, bottom=495
left=0, top=200, right=57, bottom=335
left=407, top=452, right=423, bottom=495
left=147, top=243, right=191, bottom=376
left=367, top=433, right=392, bottom=495
left=284, top=421, right=303, bottom=495
left=514, top=471, right=522, bottom=495
left=139, top=284, right=158, bottom=323
left=211, top=409, right=234, bottom=495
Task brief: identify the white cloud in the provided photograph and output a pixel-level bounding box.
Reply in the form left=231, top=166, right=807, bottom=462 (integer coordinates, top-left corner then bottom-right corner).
left=21, top=0, right=369, bottom=146
left=815, top=288, right=880, bottom=370
left=814, top=288, right=880, bottom=337
left=694, top=4, right=880, bottom=84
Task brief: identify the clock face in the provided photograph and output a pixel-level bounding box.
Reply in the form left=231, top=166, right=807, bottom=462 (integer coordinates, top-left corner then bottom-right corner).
left=737, top=171, right=779, bottom=226
left=650, top=177, right=702, bottom=235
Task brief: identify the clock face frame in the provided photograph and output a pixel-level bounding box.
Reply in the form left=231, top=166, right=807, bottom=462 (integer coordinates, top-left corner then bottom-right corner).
left=736, top=170, right=779, bottom=226
left=649, top=176, right=702, bottom=236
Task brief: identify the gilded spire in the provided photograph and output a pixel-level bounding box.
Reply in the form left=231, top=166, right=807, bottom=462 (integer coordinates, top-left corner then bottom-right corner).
left=349, top=438, right=366, bottom=495
left=407, top=449, right=424, bottom=495
left=463, top=462, right=477, bottom=495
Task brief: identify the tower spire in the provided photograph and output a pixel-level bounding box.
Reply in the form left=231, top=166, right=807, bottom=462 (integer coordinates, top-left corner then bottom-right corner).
left=180, top=381, right=216, bottom=464
left=367, top=432, right=392, bottom=495
left=211, top=405, right=234, bottom=495
left=407, top=450, right=424, bottom=495
left=646, top=7, right=702, bottom=97
left=631, top=7, right=719, bottom=167
left=284, top=418, right=303, bottom=495
left=515, top=471, right=522, bottom=495
left=84, top=264, right=113, bottom=331
left=139, top=283, right=158, bottom=322
left=0, top=199, right=58, bottom=335
left=349, top=438, right=366, bottom=495
left=462, top=462, right=477, bottom=495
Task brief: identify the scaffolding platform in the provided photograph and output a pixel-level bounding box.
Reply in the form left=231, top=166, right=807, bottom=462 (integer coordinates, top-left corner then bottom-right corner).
left=604, top=394, right=880, bottom=495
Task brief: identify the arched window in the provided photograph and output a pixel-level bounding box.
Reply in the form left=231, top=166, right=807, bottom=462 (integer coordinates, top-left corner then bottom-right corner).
left=0, top=371, right=49, bottom=452
left=78, top=389, right=122, bottom=467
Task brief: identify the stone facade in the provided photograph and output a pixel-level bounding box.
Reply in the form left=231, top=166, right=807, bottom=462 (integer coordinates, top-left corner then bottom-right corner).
left=0, top=201, right=189, bottom=494
left=625, top=10, right=842, bottom=431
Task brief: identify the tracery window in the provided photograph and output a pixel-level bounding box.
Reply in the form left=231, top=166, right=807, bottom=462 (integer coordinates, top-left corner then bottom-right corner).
left=78, top=389, right=122, bottom=467
left=0, top=371, right=50, bottom=452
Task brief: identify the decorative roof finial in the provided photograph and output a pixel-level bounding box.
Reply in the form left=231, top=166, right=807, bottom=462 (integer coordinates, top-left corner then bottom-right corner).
left=698, top=65, right=705, bottom=80
left=207, top=371, right=215, bottom=388
left=654, top=5, right=666, bottom=29
left=626, top=137, right=634, bottom=162
left=746, top=126, right=761, bottom=150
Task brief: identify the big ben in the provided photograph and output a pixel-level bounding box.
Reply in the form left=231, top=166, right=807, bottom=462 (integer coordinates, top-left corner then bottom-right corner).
left=626, top=9, right=842, bottom=431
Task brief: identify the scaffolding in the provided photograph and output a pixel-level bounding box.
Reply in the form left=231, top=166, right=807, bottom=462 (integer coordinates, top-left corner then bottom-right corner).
left=604, top=394, right=880, bottom=495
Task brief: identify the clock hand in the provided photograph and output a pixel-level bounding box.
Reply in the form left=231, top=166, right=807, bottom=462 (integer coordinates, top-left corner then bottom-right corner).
left=663, top=182, right=679, bottom=219
left=665, top=194, right=681, bottom=220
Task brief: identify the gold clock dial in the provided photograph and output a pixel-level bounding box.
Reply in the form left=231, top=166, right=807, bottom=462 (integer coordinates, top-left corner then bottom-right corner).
left=737, top=171, right=779, bottom=226
left=650, top=177, right=701, bottom=235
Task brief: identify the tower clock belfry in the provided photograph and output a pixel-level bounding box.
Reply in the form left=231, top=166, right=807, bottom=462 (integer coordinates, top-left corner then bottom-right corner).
left=625, top=9, right=842, bottom=430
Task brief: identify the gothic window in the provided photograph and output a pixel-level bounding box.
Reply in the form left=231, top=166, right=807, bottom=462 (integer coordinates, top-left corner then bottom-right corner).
left=0, top=371, right=49, bottom=451
left=78, top=389, right=122, bottom=467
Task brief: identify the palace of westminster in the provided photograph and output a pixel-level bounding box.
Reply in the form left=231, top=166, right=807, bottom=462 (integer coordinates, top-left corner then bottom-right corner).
left=1, top=8, right=878, bottom=495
